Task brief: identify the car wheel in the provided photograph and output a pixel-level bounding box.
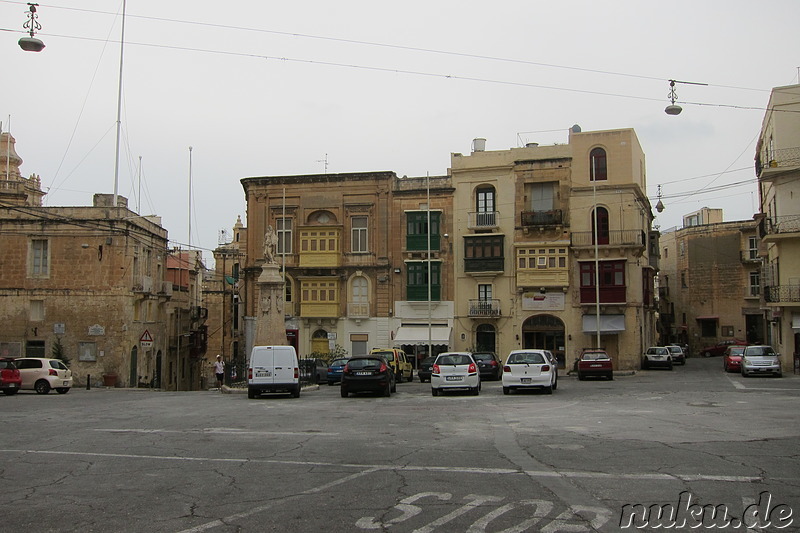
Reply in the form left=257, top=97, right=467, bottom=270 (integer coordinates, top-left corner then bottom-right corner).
left=328, top=380, right=334, bottom=386
left=340, top=387, right=349, bottom=398
left=56, top=388, right=70, bottom=394
left=774, top=372, right=782, bottom=378
left=391, top=381, right=397, bottom=393
left=503, top=386, right=510, bottom=395
left=607, top=373, right=614, bottom=380
left=292, top=385, right=300, bottom=398
left=578, top=373, right=585, bottom=381
left=553, top=378, right=558, bottom=390
left=703, top=351, right=712, bottom=358
left=642, top=359, right=649, bottom=370
left=668, top=364, right=674, bottom=370
left=544, top=384, right=553, bottom=395
left=407, top=373, right=413, bottom=383
left=247, top=388, right=257, bottom=399
left=3, top=389, right=19, bottom=395
left=395, top=372, right=402, bottom=384
left=35, top=379, right=51, bottom=394
left=431, top=388, right=439, bottom=397
left=471, top=387, right=480, bottom=396
left=723, top=362, right=728, bottom=372
left=384, top=383, right=391, bottom=397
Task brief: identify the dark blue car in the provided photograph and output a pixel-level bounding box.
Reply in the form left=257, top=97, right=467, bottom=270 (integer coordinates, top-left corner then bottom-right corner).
left=326, top=358, right=349, bottom=385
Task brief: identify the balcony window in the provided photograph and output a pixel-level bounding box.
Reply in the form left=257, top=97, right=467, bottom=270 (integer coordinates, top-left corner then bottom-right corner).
left=748, top=271, right=760, bottom=297
left=406, top=261, right=441, bottom=301
left=351, top=216, right=368, bottom=253
left=579, top=260, right=626, bottom=303
left=277, top=218, right=292, bottom=254
left=590, top=148, right=607, bottom=181
left=517, top=247, right=567, bottom=270
left=406, top=211, right=441, bottom=251
left=30, top=238, right=49, bottom=277
left=592, top=207, right=609, bottom=245
left=350, top=276, right=369, bottom=316
left=476, top=186, right=496, bottom=227
left=747, top=236, right=758, bottom=260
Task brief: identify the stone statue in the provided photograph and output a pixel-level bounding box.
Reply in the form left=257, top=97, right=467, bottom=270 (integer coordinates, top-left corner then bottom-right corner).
left=264, top=225, right=278, bottom=263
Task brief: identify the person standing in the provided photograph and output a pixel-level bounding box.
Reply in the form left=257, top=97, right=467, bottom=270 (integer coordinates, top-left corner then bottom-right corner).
left=214, top=355, right=225, bottom=390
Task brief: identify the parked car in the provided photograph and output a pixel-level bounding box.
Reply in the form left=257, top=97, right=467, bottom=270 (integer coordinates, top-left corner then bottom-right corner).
left=471, top=351, right=503, bottom=381
left=369, top=348, right=413, bottom=382
left=665, top=345, right=686, bottom=365
left=14, top=357, right=73, bottom=394
left=300, top=358, right=328, bottom=384
left=326, top=358, right=349, bottom=385
left=741, top=345, right=782, bottom=377
left=0, top=358, right=22, bottom=395
left=502, top=349, right=557, bottom=394
left=577, top=350, right=613, bottom=380
left=430, top=352, right=480, bottom=396
left=700, top=340, right=747, bottom=358
left=417, top=356, right=436, bottom=383
left=642, top=347, right=672, bottom=370
left=722, top=345, right=747, bottom=373
left=248, top=345, right=300, bottom=398
left=340, top=355, right=396, bottom=397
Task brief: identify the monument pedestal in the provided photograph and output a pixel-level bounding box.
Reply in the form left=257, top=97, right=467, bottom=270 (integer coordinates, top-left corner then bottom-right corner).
left=254, top=262, right=286, bottom=346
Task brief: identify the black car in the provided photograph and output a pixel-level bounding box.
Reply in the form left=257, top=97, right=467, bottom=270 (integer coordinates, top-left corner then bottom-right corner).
left=417, top=356, right=436, bottom=383
left=471, top=351, right=503, bottom=381
left=340, top=356, right=397, bottom=397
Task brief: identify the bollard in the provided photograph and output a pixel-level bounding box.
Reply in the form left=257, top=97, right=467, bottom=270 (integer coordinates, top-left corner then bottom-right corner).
left=86, top=374, right=91, bottom=390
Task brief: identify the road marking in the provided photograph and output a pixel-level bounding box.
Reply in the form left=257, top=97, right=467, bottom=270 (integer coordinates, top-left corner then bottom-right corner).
left=726, top=375, right=800, bottom=391
left=92, top=428, right=340, bottom=437
left=0, top=449, right=762, bottom=483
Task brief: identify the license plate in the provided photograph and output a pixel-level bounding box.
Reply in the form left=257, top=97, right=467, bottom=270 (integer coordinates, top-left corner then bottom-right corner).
left=9, top=383, right=16, bottom=388
left=445, top=376, right=462, bottom=381
left=356, top=371, right=371, bottom=376
left=521, top=378, right=531, bottom=384
left=63, top=381, right=70, bottom=386
left=256, top=371, right=271, bottom=377
left=590, top=364, right=602, bottom=368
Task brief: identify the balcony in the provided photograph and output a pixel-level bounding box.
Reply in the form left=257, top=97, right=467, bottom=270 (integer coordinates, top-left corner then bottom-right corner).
left=406, top=234, right=441, bottom=252
left=464, top=257, right=504, bottom=273
left=763, top=215, right=800, bottom=238
left=764, top=285, right=800, bottom=304
left=741, top=250, right=761, bottom=263
left=347, top=302, right=370, bottom=318
left=571, top=230, right=645, bottom=247
left=579, top=286, right=627, bottom=304
left=521, top=209, right=563, bottom=227
left=756, top=146, right=800, bottom=177
left=467, top=211, right=499, bottom=230
left=468, top=299, right=501, bottom=318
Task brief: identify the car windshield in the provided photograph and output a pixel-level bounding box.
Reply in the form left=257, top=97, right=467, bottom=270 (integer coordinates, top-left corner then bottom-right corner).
left=744, top=346, right=775, bottom=356
left=667, top=346, right=682, bottom=354
left=347, top=358, right=384, bottom=370
left=581, top=352, right=608, bottom=361
left=330, top=359, right=349, bottom=367
left=508, top=352, right=546, bottom=364
left=728, top=347, right=745, bottom=356
left=472, top=353, right=494, bottom=361
left=436, top=354, right=472, bottom=366
left=371, top=351, right=395, bottom=362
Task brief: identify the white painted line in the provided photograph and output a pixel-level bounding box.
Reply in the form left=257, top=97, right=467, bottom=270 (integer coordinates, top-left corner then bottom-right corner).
left=726, top=374, right=800, bottom=391
left=93, top=428, right=340, bottom=437
left=0, top=449, right=762, bottom=483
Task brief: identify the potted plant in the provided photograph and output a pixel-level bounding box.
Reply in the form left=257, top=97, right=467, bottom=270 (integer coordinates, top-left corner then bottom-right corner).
left=102, top=362, right=118, bottom=387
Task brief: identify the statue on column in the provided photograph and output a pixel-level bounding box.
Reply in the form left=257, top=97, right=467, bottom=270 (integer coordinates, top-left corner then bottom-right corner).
left=263, top=225, right=278, bottom=264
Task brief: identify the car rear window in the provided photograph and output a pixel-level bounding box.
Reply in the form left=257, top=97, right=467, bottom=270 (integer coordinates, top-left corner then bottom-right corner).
left=581, top=352, right=608, bottom=360
left=472, top=353, right=495, bottom=361
left=508, top=352, right=546, bottom=364
left=331, top=359, right=349, bottom=366
left=347, top=358, right=384, bottom=370
left=0, top=360, right=17, bottom=370
left=371, top=351, right=395, bottom=362
left=667, top=346, right=682, bottom=353
left=436, top=354, right=472, bottom=366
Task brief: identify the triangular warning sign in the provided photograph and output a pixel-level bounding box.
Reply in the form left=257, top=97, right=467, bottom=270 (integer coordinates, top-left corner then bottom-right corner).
left=140, top=329, right=153, bottom=343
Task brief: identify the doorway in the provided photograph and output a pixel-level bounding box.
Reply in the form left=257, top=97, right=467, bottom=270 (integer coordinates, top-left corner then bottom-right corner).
left=522, top=314, right=566, bottom=368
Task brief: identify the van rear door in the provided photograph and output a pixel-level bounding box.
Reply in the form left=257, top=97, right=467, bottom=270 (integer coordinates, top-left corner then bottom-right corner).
left=272, top=347, right=297, bottom=384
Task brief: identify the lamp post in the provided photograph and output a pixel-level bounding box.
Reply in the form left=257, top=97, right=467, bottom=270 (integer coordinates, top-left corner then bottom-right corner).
left=18, top=3, right=45, bottom=52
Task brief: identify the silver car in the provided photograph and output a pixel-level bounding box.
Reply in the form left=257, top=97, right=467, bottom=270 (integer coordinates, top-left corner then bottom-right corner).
left=14, top=357, right=73, bottom=394
left=741, top=345, right=781, bottom=377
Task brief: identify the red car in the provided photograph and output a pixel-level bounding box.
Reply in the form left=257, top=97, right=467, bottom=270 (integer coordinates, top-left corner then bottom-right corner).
left=700, top=340, right=747, bottom=358
left=723, top=345, right=747, bottom=373
left=0, top=358, right=22, bottom=395
left=577, top=350, right=613, bottom=380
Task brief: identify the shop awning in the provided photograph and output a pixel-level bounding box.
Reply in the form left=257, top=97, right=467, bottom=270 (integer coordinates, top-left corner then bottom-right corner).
left=582, top=314, right=625, bottom=334
left=393, top=326, right=451, bottom=346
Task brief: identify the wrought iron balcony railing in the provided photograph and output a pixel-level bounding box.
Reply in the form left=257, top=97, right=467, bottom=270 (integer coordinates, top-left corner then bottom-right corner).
left=468, top=299, right=501, bottom=317
left=764, top=285, right=800, bottom=303
left=571, top=230, right=645, bottom=247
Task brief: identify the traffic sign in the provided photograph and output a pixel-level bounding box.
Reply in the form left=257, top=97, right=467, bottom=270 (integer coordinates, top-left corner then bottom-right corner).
left=140, top=329, right=154, bottom=348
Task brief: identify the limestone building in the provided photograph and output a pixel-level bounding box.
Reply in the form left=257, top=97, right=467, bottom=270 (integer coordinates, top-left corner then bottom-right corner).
left=755, top=83, right=800, bottom=367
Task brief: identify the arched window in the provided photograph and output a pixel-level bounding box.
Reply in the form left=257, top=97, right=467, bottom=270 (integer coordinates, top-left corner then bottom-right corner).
left=351, top=276, right=368, bottom=316
left=592, top=207, right=610, bottom=245
left=590, top=148, right=607, bottom=181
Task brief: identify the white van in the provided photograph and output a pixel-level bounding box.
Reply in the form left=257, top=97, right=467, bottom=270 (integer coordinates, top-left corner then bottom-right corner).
left=248, top=345, right=300, bottom=398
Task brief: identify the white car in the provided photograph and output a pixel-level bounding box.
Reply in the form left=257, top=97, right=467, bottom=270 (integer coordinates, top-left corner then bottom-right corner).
left=430, top=352, right=480, bottom=396
left=642, top=346, right=673, bottom=370
left=502, top=349, right=557, bottom=395
left=14, top=357, right=73, bottom=394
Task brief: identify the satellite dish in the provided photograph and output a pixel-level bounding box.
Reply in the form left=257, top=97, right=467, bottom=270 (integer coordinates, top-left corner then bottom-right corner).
left=571, top=124, right=582, bottom=133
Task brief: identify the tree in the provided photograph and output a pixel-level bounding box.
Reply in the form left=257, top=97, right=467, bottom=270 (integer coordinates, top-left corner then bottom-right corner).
left=52, top=336, right=71, bottom=367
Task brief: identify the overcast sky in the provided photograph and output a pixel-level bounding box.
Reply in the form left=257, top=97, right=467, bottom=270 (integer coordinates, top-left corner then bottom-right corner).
left=3, top=0, right=798, bottom=265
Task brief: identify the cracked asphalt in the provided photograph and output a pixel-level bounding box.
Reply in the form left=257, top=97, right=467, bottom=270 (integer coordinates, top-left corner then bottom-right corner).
left=1, top=356, right=798, bottom=532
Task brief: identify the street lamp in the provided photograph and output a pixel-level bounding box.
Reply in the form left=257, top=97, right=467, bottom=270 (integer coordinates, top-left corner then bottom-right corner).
left=18, top=3, right=45, bottom=52
left=665, top=79, right=708, bottom=116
